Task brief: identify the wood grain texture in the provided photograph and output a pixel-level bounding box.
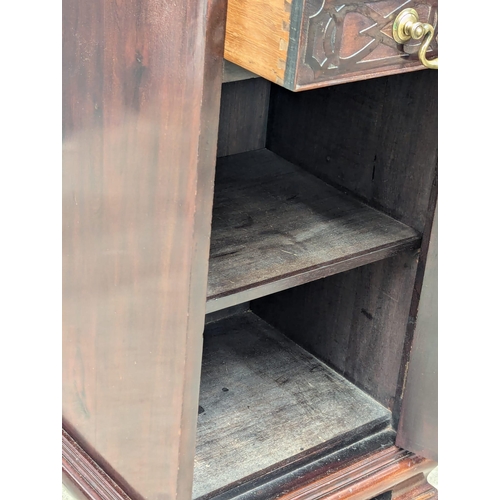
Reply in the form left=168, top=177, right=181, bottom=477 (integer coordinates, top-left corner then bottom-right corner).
left=224, top=0, right=291, bottom=85
left=252, top=251, right=419, bottom=410
left=207, top=149, right=419, bottom=313
left=292, top=0, right=438, bottom=90
left=267, top=70, right=438, bottom=233
left=62, top=0, right=226, bottom=498
left=193, top=311, right=391, bottom=499
left=62, top=429, right=131, bottom=500
left=217, top=79, right=270, bottom=157
left=276, top=447, right=437, bottom=500
left=199, top=428, right=396, bottom=500
left=223, top=0, right=437, bottom=90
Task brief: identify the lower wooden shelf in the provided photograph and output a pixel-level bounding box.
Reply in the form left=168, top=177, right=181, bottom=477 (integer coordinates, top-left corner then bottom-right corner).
left=193, top=310, right=392, bottom=499
left=206, top=149, right=420, bottom=313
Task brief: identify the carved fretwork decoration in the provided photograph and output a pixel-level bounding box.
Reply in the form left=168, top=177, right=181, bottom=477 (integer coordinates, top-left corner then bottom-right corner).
left=302, top=0, right=437, bottom=80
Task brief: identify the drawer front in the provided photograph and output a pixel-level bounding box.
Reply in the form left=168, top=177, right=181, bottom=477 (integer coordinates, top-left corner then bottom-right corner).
left=224, top=0, right=438, bottom=91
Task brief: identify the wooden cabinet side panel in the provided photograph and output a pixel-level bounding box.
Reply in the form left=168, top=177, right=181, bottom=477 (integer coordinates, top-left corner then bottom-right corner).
left=62, top=0, right=226, bottom=498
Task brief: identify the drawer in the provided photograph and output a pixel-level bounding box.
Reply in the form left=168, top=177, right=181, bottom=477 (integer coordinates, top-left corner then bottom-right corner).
left=224, top=0, right=438, bottom=91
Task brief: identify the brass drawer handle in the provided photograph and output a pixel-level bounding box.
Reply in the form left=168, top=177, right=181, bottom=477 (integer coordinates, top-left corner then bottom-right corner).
left=393, top=8, right=438, bottom=70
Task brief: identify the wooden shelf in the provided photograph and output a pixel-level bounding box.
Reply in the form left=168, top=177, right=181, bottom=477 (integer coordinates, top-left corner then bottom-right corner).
left=193, top=311, right=392, bottom=499
left=206, top=149, right=420, bottom=313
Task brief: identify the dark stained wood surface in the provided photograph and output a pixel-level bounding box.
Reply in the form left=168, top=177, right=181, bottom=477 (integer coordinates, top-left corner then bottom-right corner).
left=252, top=251, right=419, bottom=410
left=260, top=69, right=438, bottom=428
left=267, top=70, right=438, bottom=233
left=62, top=0, right=226, bottom=498
left=193, top=311, right=391, bottom=499
left=199, top=428, right=396, bottom=500
left=62, top=429, right=132, bottom=500
left=206, top=149, right=420, bottom=313
left=276, top=447, right=437, bottom=500
left=292, top=0, right=438, bottom=90
left=217, top=79, right=270, bottom=157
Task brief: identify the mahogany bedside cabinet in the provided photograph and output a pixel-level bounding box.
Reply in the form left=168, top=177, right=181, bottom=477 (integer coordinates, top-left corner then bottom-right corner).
left=62, top=0, right=438, bottom=498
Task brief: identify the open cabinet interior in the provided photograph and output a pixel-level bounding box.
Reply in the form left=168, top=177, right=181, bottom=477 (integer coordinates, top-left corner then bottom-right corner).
left=193, top=70, right=438, bottom=500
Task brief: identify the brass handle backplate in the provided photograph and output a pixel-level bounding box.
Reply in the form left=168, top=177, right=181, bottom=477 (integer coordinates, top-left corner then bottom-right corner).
left=393, top=8, right=438, bottom=70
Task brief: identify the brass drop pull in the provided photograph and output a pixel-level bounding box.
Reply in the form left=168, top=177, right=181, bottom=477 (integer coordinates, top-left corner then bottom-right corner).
left=393, top=8, right=438, bottom=70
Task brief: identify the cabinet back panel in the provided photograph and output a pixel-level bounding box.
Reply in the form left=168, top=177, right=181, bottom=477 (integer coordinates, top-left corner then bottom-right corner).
left=266, top=70, right=438, bottom=233
left=217, top=78, right=270, bottom=157
left=251, top=250, right=419, bottom=411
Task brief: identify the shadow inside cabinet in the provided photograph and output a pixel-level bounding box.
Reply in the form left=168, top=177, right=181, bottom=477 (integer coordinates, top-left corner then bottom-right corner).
left=193, top=70, right=437, bottom=499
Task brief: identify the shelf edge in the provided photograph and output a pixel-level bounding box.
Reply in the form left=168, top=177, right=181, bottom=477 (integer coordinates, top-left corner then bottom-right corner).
left=206, top=237, right=420, bottom=314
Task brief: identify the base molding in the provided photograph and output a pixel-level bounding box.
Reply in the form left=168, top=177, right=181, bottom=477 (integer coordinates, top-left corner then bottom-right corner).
left=62, top=428, right=436, bottom=500
left=62, top=429, right=131, bottom=500
left=278, top=446, right=437, bottom=500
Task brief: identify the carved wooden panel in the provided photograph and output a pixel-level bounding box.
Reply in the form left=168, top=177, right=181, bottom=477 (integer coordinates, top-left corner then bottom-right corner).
left=223, top=0, right=438, bottom=90
left=296, top=0, right=438, bottom=88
